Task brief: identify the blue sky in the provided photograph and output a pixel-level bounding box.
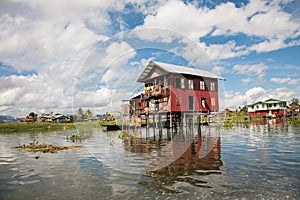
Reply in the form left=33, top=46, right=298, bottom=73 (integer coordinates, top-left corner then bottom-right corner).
left=0, top=0, right=299, bottom=117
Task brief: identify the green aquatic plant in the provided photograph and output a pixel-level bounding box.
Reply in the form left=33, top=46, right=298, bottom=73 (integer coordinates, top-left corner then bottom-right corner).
left=68, top=134, right=90, bottom=142
left=15, top=143, right=82, bottom=153
left=223, top=120, right=233, bottom=129
left=118, top=132, right=136, bottom=140
left=289, top=118, right=300, bottom=126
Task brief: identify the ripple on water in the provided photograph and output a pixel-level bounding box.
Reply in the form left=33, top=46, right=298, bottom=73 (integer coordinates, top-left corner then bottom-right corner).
left=0, top=125, right=299, bottom=199
left=9, top=179, right=41, bottom=185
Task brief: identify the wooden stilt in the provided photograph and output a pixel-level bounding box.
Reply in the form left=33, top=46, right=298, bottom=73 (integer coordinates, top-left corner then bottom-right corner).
left=152, top=113, right=155, bottom=139
left=169, top=112, right=172, bottom=128
left=197, top=115, right=201, bottom=137
left=174, top=113, right=178, bottom=134
left=158, top=113, right=162, bottom=138
left=146, top=116, right=149, bottom=139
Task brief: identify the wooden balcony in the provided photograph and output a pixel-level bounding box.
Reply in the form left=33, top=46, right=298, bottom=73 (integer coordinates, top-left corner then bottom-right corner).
left=144, top=85, right=170, bottom=99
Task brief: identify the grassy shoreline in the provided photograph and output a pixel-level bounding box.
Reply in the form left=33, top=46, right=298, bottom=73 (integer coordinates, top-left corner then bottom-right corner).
left=1, top=115, right=299, bottom=134
left=0, top=121, right=103, bottom=133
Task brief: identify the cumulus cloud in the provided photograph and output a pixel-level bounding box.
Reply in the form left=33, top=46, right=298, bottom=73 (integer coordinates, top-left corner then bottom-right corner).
left=133, top=0, right=300, bottom=61
left=0, top=0, right=299, bottom=117
left=232, top=63, right=268, bottom=85
left=224, top=86, right=295, bottom=109
left=202, top=40, right=249, bottom=61
left=0, top=62, right=81, bottom=117
left=0, top=4, right=108, bottom=70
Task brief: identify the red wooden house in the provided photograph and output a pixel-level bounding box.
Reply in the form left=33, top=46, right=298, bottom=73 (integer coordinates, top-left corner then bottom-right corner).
left=129, top=61, right=225, bottom=117
left=247, top=98, right=287, bottom=118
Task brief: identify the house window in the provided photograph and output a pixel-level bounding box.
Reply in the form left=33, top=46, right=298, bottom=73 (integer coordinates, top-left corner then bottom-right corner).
left=211, top=98, right=216, bottom=106
left=210, top=82, right=215, bottom=91
left=175, top=78, right=185, bottom=89
left=180, top=78, right=185, bottom=89
left=175, top=78, right=180, bottom=88
left=163, top=76, right=168, bottom=87
left=200, top=81, right=205, bottom=90
left=188, top=79, right=194, bottom=89
left=201, top=98, right=206, bottom=108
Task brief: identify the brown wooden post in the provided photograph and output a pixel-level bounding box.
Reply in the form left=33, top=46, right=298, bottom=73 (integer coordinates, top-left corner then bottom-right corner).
left=152, top=112, right=155, bottom=139
left=197, top=115, right=201, bottom=137
left=159, top=113, right=162, bottom=138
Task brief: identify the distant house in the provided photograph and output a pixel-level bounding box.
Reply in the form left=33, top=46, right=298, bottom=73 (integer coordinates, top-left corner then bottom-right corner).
left=52, top=114, right=68, bottom=123
left=41, top=113, right=54, bottom=122
left=247, top=98, right=287, bottom=118
left=129, top=61, right=225, bottom=118
left=41, top=113, right=73, bottom=123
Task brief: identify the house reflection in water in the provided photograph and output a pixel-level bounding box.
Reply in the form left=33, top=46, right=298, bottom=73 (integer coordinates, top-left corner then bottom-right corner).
left=249, top=118, right=289, bottom=133
left=122, top=134, right=223, bottom=194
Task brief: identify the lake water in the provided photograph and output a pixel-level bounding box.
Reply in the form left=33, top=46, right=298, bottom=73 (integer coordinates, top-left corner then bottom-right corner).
left=0, top=120, right=299, bottom=199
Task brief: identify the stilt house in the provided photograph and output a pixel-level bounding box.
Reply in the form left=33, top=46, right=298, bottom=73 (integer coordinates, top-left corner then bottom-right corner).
left=247, top=98, right=287, bottom=118
left=129, top=61, right=225, bottom=118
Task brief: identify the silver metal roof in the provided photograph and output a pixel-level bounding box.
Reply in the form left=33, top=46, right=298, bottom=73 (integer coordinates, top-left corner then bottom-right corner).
left=137, top=61, right=225, bottom=82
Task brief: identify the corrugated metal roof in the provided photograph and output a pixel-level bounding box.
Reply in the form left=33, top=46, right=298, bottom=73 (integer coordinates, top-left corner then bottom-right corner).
left=264, top=98, right=282, bottom=103
left=248, top=98, right=286, bottom=106
left=137, top=61, right=225, bottom=82
left=247, top=101, right=266, bottom=106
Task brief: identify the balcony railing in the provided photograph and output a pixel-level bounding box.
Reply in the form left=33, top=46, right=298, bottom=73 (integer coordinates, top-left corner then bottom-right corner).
left=144, top=85, right=170, bottom=99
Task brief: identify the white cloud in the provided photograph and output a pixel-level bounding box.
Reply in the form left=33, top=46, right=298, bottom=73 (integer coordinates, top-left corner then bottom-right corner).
left=267, top=87, right=295, bottom=101
left=224, top=86, right=295, bottom=109
left=0, top=0, right=299, bottom=117
left=215, top=1, right=299, bottom=38
left=212, top=66, right=228, bottom=75
left=249, top=38, right=300, bottom=53
left=77, top=41, right=137, bottom=87
left=133, top=0, right=300, bottom=60
left=0, top=0, right=165, bottom=71
left=270, top=77, right=300, bottom=85
left=232, top=63, right=268, bottom=85
left=242, top=78, right=252, bottom=83
left=202, top=40, right=249, bottom=61
left=138, top=0, right=290, bottom=40
left=245, top=86, right=265, bottom=100
left=0, top=62, right=80, bottom=117
left=0, top=0, right=141, bottom=117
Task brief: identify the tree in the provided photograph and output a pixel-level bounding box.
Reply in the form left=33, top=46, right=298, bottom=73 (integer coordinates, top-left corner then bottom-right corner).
left=289, top=98, right=300, bottom=114
left=85, top=109, right=93, bottom=118
left=27, top=112, right=38, bottom=122
left=41, top=113, right=45, bottom=122
left=77, top=108, right=84, bottom=121
left=69, top=115, right=74, bottom=123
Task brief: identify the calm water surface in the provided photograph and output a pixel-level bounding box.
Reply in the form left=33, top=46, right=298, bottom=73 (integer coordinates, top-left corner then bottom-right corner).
left=0, top=120, right=299, bottom=199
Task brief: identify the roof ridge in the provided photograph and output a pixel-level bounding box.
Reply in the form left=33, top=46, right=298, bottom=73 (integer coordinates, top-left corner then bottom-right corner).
left=136, top=60, right=225, bottom=82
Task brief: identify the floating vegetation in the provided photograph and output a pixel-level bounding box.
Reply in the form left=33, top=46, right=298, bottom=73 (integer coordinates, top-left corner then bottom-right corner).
left=16, top=142, right=82, bottom=153
left=118, top=132, right=136, bottom=140
left=289, top=117, right=300, bottom=126
left=68, top=134, right=90, bottom=142
left=223, top=120, right=233, bottom=129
